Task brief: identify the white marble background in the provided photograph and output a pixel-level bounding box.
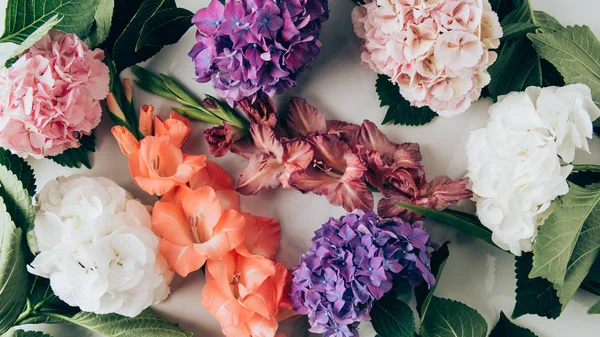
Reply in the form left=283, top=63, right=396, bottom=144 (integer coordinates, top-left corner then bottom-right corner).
left=2, top=0, right=600, bottom=336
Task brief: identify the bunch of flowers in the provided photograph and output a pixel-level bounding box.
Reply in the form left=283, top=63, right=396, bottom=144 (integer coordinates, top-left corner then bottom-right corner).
left=112, top=105, right=292, bottom=336
left=0, top=30, right=109, bottom=157
left=352, top=0, right=502, bottom=116
left=467, top=84, right=600, bottom=255
left=204, top=95, right=472, bottom=217
left=291, top=210, right=436, bottom=337
left=28, top=176, right=172, bottom=317
left=190, top=0, right=330, bottom=105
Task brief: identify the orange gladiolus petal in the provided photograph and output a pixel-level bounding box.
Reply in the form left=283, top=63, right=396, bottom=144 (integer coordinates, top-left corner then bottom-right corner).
left=240, top=281, right=277, bottom=318
left=135, top=176, right=177, bottom=196
left=242, top=215, right=281, bottom=260
left=154, top=112, right=192, bottom=147
left=152, top=201, right=194, bottom=245
left=182, top=186, right=222, bottom=242
left=244, top=314, right=278, bottom=337
left=183, top=154, right=207, bottom=172
left=140, top=136, right=183, bottom=178
left=206, top=252, right=237, bottom=296
left=139, top=105, right=155, bottom=136
left=159, top=240, right=206, bottom=277
left=194, top=209, right=246, bottom=261
left=111, top=126, right=139, bottom=157
left=191, top=161, right=235, bottom=190
left=238, top=254, right=276, bottom=293
left=216, top=190, right=240, bottom=211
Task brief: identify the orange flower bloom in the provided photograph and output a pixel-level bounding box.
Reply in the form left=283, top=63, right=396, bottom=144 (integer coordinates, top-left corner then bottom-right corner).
left=190, top=161, right=240, bottom=211
left=202, top=250, right=293, bottom=337
left=112, top=126, right=139, bottom=157
left=152, top=186, right=246, bottom=277
left=139, top=104, right=155, bottom=137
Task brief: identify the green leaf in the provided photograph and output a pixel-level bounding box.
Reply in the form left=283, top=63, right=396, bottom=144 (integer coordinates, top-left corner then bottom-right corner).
left=529, top=25, right=600, bottom=107
left=553, top=186, right=600, bottom=309
left=0, top=148, right=37, bottom=197
left=85, top=0, right=115, bottom=48
left=533, top=11, right=564, bottom=33
left=501, top=0, right=538, bottom=41
left=2, top=330, right=52, bottom=337
left=415, top=242, right=450, bottom=319
left=0, top=196, right=28, bottom=335
left=0, top=163, right=35, bottom=234
left=489, top=0, right=522, bottom=22
left=0, top=0, right=101, bottom=44
left=393, top=202, right=496, bottom=248
left=17, top=276, right=78, bottom=325
left=513, top=253, right=562, bottom=319
left=112, top=0, right=176, bottom=72
left=589, top=298, right=600, bottom=314
left=488, top=37, right=541, bottom=100
left=490, top=312, right=537, bottom=337
left=371, top=295, right=415, bottom=337
left=49, top=133, right=96, bottom=169
left=47, top=309, right=192, bottom=337
left=136, top=8, right=193, bottom=51
left=530, top=183, right=600, bottom=285
left=376, top=75, right=437, bottom=127
left=420, top=297, right=487, bottom=337
left=4, top=14, right=62, bottom=66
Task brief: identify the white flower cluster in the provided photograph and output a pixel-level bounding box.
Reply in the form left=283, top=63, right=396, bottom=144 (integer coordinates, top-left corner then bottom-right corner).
left=29, top=176, right=173, bottom=317
left=467, top=84, right=600, bottom=255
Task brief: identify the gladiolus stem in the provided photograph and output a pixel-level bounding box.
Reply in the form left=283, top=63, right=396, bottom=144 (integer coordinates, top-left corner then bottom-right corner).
left=573, top=164, right=600, bottom=173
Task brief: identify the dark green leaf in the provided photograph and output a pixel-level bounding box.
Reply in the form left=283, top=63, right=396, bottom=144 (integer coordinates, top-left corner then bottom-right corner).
left=112, top=0, right=176, bottom=72
left=85, top=0, right=115, bottom=47
left=421, top=297, right=487, bottom=337
left=0, top=163, right=35, bottom=234
left=489, top=0, right=522, bottom=22
left=540, top=59, right=565, bottom=87
left=49, top=133, right=96, bottom=169
left=0, top=0, right=101, bottom=44
left=415, top=243, right=450, bottom=318
left=376, top=75, right=437, bottom=126
left=371, top=295, right=415, bottom=337
left=99, top=0, right=145, bottom=52
left=533, top=11, right=564, bottom=33
left=589, top=298, right=600, bottom=314
left=501, top=0, right=537, bottom=41
left=45, top=309, right=192, bottom=337
left=513, top=253, right=562, bottom=319
left=136, top=8, right=194, bottom=51
left=3, top=330, right=52, bottom=337
left=489, top=312, right=537, bottom=337
left=0, top=197, right=28, bottom=335
left=393, top=202, right=496, bottom=248
left=488, top=37, right=541, bottom=100
left=18, top=276, right=78, bottom=325
left=529, top=25, right=600, bottom=108
left=0, top=148, right=36, bottom=197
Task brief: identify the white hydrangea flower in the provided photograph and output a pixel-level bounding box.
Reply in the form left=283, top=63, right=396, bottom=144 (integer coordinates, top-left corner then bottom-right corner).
left=28, top=176, right=173, bottom=317
left=466, top=85, right=595, bottom=255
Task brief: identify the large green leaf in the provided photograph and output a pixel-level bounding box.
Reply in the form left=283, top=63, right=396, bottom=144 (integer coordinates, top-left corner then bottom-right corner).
left=533, top=11, right=564, bottom=33
left=420, top=297, right=487, bottom=337
left=2, top=330, right=52, bottom=337
left=415, top=242, right=449, bottom=319
left=489, top=0, right=522, bottom=22
left=4, top=14, right=62, bottom=66
left=501, top=0, right=537, bottom=41
left=0, top=163, right=35, bottom=234
left=85, top=0, right=115, bottom=48
left=0, top=0, right=101, bottom=44
left=49, top=133, right=96, bottom=169
left=0, top=197, right=28, bottom=335
left=46, top=309, right=192, bottom=337
left=393, top=202, right=496, bottom=247
left=0, top=148, right=36, bottom=197
left=376, top=75, right=437, bottom=127
left=371, top=295, right=415, bottom=337
left=589, top=298, right=600, bottom=314
left=112, top=0, right=176, bottom=72
left=530, top=183, right=600, bottom=285
left=513, top=253, right=561, bottom=319
left=488, top=37, right=541, bottom=100
left=489, top=312, right=537, bottom=337
left=529, top=25, right=600, bottom=107
left=136, top=8, right=194, bottom=51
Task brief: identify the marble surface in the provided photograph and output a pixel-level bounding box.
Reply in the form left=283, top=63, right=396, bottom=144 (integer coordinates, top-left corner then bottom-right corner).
left=2, top=0, right=600, bottom=336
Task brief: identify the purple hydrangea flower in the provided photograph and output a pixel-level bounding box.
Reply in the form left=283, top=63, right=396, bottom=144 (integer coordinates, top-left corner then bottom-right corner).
left=291, top=210, right=437, bottom=337
left=190, top=0, right=329, bottom=106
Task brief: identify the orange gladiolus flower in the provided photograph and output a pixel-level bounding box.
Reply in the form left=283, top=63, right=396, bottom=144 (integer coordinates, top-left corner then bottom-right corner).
left=191, top=161, right=240, bottom=211
left=152, top=186, right=246, bottom=277
left=201, top=250, right=293, bottom=337
left=112, top=126, right=139, bottom=157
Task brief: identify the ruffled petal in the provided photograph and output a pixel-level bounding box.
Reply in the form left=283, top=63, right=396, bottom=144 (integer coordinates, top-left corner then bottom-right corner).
left=286, top=97, right=327, bottom=137
left=191, top=161, right=235, bottom=190
left=237, top=154, right=284, bottom=195
left=159, top=240, right=206, bottom=277
left=251, top=124, right=284, bottom=159
left=152, top=200, right=194, bottom=245
left=241, top=215, right=281, bottom=260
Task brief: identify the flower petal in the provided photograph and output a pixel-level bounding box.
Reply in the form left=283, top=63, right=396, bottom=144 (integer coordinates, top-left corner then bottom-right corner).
left=190, top=161, right=235, bottom=190
left=251, top=124, right=284, bottom=159
left=194, top=209, right=247, bottom=261
left=139, top=105, right=155, bottom=137
left=240, top=214, right=281, bottom=260
left=159, top=240, right=206, bottom=277
left=357, top=119, right=397, bottom=155
left=237, top=154, right=284, bottom=195
left=286, top=97, right=327, bottom=137
left=154, top=112, right=192, bottom=147
left=112, top=126, right=139, bottom=157
left=182, top=186, right=223, bottom=242
left=152, top=200, right=194, bottom=246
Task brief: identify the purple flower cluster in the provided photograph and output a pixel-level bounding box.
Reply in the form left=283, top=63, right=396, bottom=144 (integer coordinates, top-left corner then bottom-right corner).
left=291, top=210, right=436, bottom=337
left=190, top=0, right=329, bottom=105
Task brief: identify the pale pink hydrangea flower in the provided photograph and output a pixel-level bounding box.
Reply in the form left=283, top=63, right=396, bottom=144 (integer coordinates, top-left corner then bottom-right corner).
left=0, top=30, right=109, bottom=158
left=353, top=0, right=502, bottom=116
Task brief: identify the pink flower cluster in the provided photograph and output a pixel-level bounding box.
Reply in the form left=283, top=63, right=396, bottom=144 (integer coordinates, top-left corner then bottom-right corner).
left=204, top=96, right=472, bottom=217
left=0, top=30, right=109, bottom=158
left=352, top=0, right=502, bottom=116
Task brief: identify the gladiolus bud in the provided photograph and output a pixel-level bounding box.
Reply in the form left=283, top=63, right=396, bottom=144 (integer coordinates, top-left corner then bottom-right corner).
left=106, top=93, right=126, bottom=121
left=122, top=78, right=133, bottom=103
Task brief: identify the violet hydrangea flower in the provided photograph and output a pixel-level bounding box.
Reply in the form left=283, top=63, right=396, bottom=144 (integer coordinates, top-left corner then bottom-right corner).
left=190, top=0, right=329, bottom=105
left=291, top=210, right=437, bottom=337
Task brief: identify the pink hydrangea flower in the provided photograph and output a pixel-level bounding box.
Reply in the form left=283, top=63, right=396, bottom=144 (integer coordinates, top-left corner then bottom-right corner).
left=353, top=0, right=502, bottom=116
left=0, top=30, right=109, bottom=158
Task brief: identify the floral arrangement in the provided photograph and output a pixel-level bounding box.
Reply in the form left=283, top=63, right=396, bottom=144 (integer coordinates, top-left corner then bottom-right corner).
left=2, top=0, right=600, bottom=337
left=0, top=30, right=109, bottom=158
left=352, top=0, right=502, bottom=118
left=190, top=0, right=330, bottom=105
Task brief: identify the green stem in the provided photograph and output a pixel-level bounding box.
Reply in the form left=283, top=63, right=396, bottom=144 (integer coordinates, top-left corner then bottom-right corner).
left=14, top=299, right=32, bottom=326
left=573, top=164, right=600, bottom=173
